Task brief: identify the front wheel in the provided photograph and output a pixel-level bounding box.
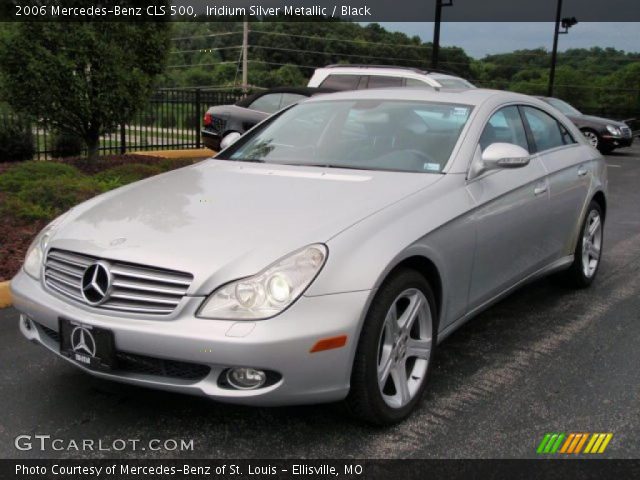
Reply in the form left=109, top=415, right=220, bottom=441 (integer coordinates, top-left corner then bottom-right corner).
left=582, top=129, right=600, bottom=150
left=561, top=200, right=604, bottom=288
left=346, top=269, right=437, bottom=425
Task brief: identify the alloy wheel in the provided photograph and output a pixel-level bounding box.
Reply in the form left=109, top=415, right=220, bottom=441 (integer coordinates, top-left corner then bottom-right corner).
left=377, top=288, right=432, bottom=409
left=583, top=131, right=599, bottom=149
left=582, top=209, right=602, bottom=278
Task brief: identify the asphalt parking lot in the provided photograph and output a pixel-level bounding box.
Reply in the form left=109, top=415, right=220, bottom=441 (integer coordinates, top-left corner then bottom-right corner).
left=1, top=143, right=639, bottom=460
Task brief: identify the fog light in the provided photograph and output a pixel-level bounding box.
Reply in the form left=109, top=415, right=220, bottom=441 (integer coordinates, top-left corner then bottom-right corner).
left=21, top=314, right=32, bottom=331
left=226, top=367, right=267, bottom=390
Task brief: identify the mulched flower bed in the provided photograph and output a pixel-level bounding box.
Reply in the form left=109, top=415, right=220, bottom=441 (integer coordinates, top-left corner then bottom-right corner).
left=0, top=154, right=198, bottom=281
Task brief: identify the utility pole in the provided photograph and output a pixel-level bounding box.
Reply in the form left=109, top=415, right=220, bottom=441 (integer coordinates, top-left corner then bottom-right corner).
left=548, top=0, right=577, bottom=97
left=547, top=0, right=563, bottom=97
left=242, top=18, right=249, bottom=91
left=431, top=0, right=452, bottom=70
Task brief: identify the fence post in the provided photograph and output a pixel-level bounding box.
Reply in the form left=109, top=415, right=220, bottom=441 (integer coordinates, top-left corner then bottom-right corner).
left=195, top=88, right=201, bottom=149
left=120, top=123, right=126, bottom=155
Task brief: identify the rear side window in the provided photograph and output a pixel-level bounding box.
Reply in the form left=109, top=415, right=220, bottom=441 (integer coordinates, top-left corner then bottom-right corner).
left=249, top=93, right=283, bottom=114
left=367, top=75, right=403, bottom=89
left=280, top=93, right=307, bottom=108
left=522, top=107, right=573, bottom=152
left=480, top=106, right=529, bottom=152
left=319, top=74, right=360, bottom=90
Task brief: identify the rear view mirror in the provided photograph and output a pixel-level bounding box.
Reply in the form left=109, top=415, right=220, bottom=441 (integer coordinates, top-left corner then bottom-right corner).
left=469, top=143, right=530, bottom=179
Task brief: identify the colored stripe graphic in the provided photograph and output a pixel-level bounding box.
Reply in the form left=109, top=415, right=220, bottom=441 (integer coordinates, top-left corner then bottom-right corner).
left=538, top=433, right=613, bottom=454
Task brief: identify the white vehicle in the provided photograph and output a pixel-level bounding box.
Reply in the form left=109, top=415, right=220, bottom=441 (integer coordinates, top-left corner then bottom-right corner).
left=307, top=64, right=475, bottom=91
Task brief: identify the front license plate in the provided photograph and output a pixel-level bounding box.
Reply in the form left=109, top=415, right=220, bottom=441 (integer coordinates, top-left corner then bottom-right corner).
left=59, top=319, right=116, bottom=371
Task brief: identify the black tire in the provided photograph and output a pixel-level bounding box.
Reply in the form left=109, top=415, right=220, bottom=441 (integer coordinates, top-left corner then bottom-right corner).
left=599, top=145, right=614, bottom=155
left=561, top=200, right=604, bottom=288
left=345, top=269, right=438, bottom=425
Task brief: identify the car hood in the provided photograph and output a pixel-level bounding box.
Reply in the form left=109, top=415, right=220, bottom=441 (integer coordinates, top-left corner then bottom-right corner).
left=51, top=160, right=441, bottom=295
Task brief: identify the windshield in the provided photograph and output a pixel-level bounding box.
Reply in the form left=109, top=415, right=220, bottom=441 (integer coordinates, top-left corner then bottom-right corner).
left=547, top=98, right=582, bottom=116
left=221, top=100, right=473, bottom=173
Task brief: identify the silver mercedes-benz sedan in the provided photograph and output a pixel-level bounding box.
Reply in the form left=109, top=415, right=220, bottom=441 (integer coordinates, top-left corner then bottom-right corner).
left=12, top=88, right=606, bottom=424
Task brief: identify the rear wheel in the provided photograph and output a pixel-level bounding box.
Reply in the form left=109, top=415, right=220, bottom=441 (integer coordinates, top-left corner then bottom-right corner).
left=346, top=269, right=437, bottom=425
left=562, top=200, right=604, bottom=288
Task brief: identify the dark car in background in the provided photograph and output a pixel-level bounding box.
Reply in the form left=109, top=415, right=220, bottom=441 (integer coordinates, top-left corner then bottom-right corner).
left=201, top=87, right=334, bottom=151
left=539, top=96, right=634, bottom=153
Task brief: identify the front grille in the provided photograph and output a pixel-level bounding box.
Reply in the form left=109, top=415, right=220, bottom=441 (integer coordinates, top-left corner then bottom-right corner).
left=44, top=249, right=193, bottom=315
left=34, top=322, right=210, bottom=382
left=620, top=126, right=632, bottom=138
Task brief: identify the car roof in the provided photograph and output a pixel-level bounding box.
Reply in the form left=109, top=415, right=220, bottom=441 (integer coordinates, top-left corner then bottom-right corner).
left=302, top=87, right=530, bottom=107
left=320, top=64, right=462, bottom=78
left=236, top=86, right=335, bottom=107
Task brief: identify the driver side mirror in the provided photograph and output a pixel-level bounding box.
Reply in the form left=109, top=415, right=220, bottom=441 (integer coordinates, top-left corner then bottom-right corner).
left=469, top=143, right=531, bottom=180
left=220, top=131, right=242, bottom=151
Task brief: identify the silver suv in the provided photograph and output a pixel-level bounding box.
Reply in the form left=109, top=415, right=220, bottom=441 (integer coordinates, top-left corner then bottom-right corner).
left=307, top=64, right=475, bottom=90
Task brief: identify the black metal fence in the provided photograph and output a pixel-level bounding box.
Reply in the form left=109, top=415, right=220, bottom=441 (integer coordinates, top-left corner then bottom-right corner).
left=0, top=88, right=638, bottom=161
left=2, top=88, right=246, bottom=160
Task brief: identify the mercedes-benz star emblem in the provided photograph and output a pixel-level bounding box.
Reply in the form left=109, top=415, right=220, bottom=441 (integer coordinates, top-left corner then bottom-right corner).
left=81, top=261, right=112, bottom=305
left=70, top=326, right=97, bottom=357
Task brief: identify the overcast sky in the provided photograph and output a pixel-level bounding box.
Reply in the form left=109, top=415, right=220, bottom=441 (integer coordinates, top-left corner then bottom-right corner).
left=379, top=22, right=640, bottom=58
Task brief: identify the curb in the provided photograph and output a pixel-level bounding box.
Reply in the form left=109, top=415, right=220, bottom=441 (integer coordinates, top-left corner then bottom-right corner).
left=133, top=148, right=215, bottom=159
left=0, top=281, right=11, bottom=309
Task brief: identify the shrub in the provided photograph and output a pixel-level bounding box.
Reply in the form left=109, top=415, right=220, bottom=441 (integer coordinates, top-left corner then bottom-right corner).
left=93, top=163, right=163, bottom=187
left=0, top=121, right=35, bottom=162
left=7, top=176, right=105, bottom=221
left=51, top=132, right=84, bottom=158
left=0, top=161, right=81, bottom=193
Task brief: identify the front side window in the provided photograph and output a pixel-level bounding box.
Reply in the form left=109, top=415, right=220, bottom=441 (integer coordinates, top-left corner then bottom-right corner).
left=435, top=78, right=475, bottom=89
left=249, top=93, right=283, bottom=114
left=522, top=107, right=569, bottom=152
left=222, top=100, right=473, bottom=173
left=480, top=106, right=529, bottom=152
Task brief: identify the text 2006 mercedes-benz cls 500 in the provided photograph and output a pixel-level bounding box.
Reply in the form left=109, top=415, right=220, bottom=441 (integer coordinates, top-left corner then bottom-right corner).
left=12, top=88, right=606, bottom=424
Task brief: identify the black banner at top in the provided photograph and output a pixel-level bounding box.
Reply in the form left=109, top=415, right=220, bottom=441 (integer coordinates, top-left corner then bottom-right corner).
left=2, top=0, right=640, bottom=22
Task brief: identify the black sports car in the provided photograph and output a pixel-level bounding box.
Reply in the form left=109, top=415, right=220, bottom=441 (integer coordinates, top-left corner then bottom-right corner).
left=201, top=87, right=334, bottom=151
left=539, top=96, right=634, bottom=153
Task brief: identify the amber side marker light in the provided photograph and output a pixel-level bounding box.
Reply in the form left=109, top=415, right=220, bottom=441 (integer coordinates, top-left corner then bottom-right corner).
left=310, top=335, right=348, bottom=353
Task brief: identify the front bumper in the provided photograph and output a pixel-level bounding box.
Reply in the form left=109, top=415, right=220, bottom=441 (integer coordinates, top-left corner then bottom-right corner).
left=11, top=270, right=369, bottom=406
left=601, top=134, right=634, bottom=149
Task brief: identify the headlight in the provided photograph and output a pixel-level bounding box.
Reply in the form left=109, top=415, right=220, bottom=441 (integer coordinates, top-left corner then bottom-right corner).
left=198, top=244, right=328, bottom=320
left=23, top=213, right=68, bottom=280
left=606, top=125, right=621, bottom=136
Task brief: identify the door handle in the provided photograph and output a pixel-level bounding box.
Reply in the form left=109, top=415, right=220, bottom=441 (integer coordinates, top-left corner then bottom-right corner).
left=578, top=166, right=589, bottom=177
left=534, top=183, right=547, bottom=196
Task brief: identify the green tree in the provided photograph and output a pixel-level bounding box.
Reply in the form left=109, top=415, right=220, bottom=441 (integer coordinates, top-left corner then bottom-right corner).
left=0, top=18, right=171, bottom=161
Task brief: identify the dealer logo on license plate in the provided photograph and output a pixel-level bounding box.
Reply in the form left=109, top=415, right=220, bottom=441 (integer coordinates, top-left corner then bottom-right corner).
left=70, top=326, right=97, bottom=362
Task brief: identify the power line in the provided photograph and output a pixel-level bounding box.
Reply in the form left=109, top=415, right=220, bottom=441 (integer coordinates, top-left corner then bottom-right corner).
left=172, top=31, right=242, bottom=41
left=166, top=61, right=240, bottom=69
left=249, top=45, right=428, bottom=65
left=171, top=46, right=243, bottom=54
left=250, top=29, right=432, bottom=50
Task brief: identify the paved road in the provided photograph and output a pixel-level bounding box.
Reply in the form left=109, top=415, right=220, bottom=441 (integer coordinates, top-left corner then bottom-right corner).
left=1, top=145, right=639, bottom=459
